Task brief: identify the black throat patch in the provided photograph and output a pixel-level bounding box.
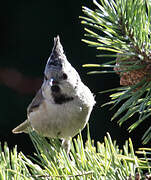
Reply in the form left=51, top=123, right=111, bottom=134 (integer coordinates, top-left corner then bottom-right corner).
left=52, top=93, right=74, bottom=104
left=50, top=84, right=74, bottom=104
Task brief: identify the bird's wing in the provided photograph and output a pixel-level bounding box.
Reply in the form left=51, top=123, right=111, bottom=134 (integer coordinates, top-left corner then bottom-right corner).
left=27, top=88, right=44, bottom=115
left=12, top=89, right=44, bottom=134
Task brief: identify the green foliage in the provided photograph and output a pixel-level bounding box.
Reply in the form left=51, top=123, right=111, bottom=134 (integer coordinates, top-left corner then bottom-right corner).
left=81, top=0, right=151, bottom=144
left=1, top=1, right=151, bottom=179
left=0, top=129, right=151, bottom=179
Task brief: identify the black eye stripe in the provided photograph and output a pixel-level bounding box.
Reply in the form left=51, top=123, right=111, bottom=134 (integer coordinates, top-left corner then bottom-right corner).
left=62, top=73, right=68, bottom=80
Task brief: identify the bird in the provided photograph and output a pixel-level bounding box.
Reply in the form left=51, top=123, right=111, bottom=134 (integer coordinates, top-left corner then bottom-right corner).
left=12, top=35, right=95, bottom=153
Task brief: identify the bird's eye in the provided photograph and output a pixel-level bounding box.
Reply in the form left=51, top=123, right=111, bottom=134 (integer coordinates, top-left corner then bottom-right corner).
left=44, top=74, right=48, bottom=80
left=62, top=73, right=67, bottom=80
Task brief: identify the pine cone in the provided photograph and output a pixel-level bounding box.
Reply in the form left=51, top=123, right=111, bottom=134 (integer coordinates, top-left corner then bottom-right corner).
left=114, top=55, right=151, bottom=87
left=126, top=172, right=140, bottom=180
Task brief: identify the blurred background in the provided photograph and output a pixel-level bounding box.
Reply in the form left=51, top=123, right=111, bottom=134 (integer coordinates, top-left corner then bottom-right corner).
left=0, top=0, right=144, bottom=154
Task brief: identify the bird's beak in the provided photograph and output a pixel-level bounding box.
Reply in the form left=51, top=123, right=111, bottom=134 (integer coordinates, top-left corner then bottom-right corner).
left=49, top=78, right=54, bottom=86
left=49, top=78, right=58, bottom=86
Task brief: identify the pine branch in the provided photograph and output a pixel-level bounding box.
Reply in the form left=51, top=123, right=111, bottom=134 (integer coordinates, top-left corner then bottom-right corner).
left=81, top=0, right=151, bottom=144
left=0, top=128, right=151, bottom=179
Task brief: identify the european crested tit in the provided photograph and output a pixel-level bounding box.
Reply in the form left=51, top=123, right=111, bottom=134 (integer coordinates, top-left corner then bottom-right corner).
left=12, top=36, right=95, bottom=152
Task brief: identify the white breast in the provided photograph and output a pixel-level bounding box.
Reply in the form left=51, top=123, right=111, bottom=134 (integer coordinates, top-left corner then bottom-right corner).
left=28, top=97, right=92, bottom=139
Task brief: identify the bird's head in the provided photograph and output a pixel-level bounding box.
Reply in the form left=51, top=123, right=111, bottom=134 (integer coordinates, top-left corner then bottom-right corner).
left=42, top=36, right=81, bottom=101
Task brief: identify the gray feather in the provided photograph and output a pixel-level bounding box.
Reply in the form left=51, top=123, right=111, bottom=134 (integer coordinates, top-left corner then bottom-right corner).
left=27, top=88, right=44, bottom=115
left=12, top=89, right=44, bottom=134
left=12, top=120, right=30, bottom=134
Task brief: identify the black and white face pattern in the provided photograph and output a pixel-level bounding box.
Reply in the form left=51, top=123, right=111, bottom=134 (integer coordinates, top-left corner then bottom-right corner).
left=44, top=72, right=74, bottom=105
left=43, top=36, right=80, bottom=105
